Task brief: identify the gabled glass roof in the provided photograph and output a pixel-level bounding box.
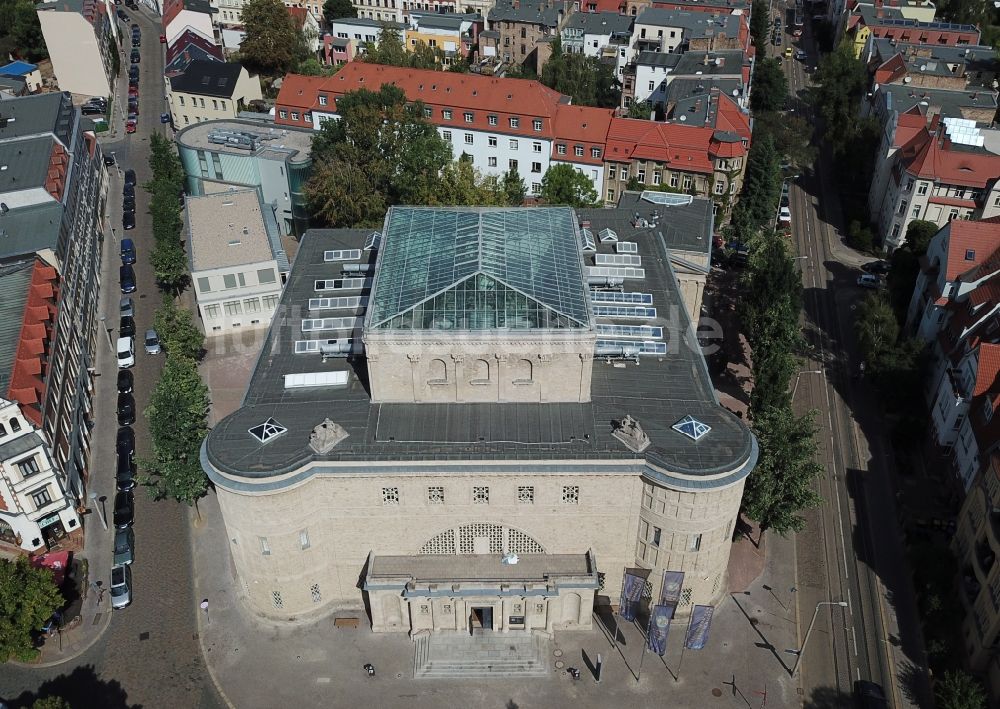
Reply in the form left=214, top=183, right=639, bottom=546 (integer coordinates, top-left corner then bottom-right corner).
left=368, top=207, right=591, bottom=330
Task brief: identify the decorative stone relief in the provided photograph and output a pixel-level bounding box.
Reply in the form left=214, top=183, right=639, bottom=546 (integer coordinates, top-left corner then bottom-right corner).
left=309, top=418, right=349, bottom=454
left=613, top=414, right=651, bottom=453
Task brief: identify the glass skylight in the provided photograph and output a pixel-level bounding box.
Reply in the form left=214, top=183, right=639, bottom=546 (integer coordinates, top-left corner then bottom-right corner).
left=248, top=418, right=287, bottom=443
left=672, top=415, right=711, bottom=441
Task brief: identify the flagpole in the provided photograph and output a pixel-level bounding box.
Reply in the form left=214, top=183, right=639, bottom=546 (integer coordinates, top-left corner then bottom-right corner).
left=675, top=611, right=693, bottom=683
left=637, top=616, right=649, bottom=683
left=612, top=568, right=626, bottom=648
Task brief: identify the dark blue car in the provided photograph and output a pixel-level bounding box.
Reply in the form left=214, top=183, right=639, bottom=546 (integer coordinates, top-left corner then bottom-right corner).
left=121, top=238, right=136, bottom=264
left=119, top=264, right=136, bottom=294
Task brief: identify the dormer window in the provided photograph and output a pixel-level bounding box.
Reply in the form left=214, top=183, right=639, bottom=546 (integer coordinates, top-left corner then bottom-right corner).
left=9, top=417, right=19, bottom=432
left=966, top=249, right=976, bottom=261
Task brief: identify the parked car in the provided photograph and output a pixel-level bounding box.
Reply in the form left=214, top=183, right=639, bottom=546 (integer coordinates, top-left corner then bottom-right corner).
left=110, top=564, right=132, bottom=609
left=119, top=315, right=136, bottom=338
left=120, top=296, right=134, bottom=318
left=113, top=528, right=135, bottom=566
left=854, top=680, right=888, bottom=709
left=117, top=368, right=133, bottom=394
left=126, top=119, right=137, bottom=134
left=103, top=153, right=116, bottom=167
left=117, top=392, right=136, bottom=426
left=122, top=211, right=135, bottom=230
left=784, top=46, right=794, bottom=58
left=121, top=238, right=136, bottom=264
left=159, top=33, right=166, bottom=43
left=113, top=490, right=134, bottom=528
left=144, top=328, right=161, bottom=355
left=862, top=260, right=891, bottom=275
left=123, top=169, right=136, bottom=187
left=116, top=426, right=135, bottom=458
left=128, top=86, right=139, bottom=98
left=123, top=196, right=135, bottom=213
left=160, top=112, right=171, bottom=124
left=857, top=274, right=880, bottom=289
left=773, top=32, right=782, bottom=45
left=130, top=51, right=140, bottom=64
left=116, top=336, right=135, bottom=369
left=81, top=105, right=105, bottom=116
left=116, top=8, right=128, bottom=19
left=128, top=66, right=139, bottom=80
left=131, top=36, right=140, bottom=48
left=795, top=49, right=808, bottom=60
left=123, top=183, right=135, bottom=200
left=116, top=454, right=136, bottom=492
left=120, top=264, right=136, bottom=294
left=779, top=206, right=791, bottom=224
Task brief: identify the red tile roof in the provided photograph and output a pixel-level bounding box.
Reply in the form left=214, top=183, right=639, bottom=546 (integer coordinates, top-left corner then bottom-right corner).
left=904, top=129, right=1000, bottom=188
left=711, top=90, right=751, bottom=142
left=974, top=342, right=1000, bottom=396
left=286, top=6, right=311, bottom=30
left=6, top=260, right=58, bottom=428
left=276, top=73, right=328, bottom=111
left=943, top=220, right=1000, bottom=281
left=874, top=53, right=907, bottom=84
left=605, top=118, right=732, bottom=173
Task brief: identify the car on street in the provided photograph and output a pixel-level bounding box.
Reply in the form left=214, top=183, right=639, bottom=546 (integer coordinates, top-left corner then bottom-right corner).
left=130, top=51, right=140, bottom=64
left=159, top=33, right=167, bottom=43
left=857, top=274, right=881, bottom=289
left=117, top=392, right=136, bottom=426
left=131, top=36, right=140, bottom=48
left=116, top=426, right=135, bottom=458
left=854, top=680, right=888, bottom=709
left=113, top=490, right=134, bottom=529
left=119, top=315, right=136, bottom=338
left=123, top=183, right=135, bottom=199
left=103, top=153, right=116, bottom=166
left=124, top=169, right=136, bottom=187
left=128, top=85, right=139, bottom=98
left=127, top=98, right=139, bottom=113
left=116, top=336, right=135, bottom=369
left=128, top=66, right=139, bottom=80
left=120, top=296, right=134, bottom=318
left=784, top=46, right=794, bottom=58
left=116, top=453, right=136, bottom=492
left=862, top=260, right=891, bottom=275
left=110, top=564, right=132, bottom=609
left=773, top=32, right=782, bottom=45
left=122, top=211, right=135, bottom=230
left=113, top=528, right=135, bottom=566
left=81, top=104, right=105, bottom=116
left=160, top=112, right=171, bottom=124
left=127, top=111, right=138, bottom=123
left=121, top=238, right=136, bottom=263
left=117, top=369, right=133, bottom=394
left=779, top=206, right=791, bottom=224
left=144, top=328, right=161, bottom=355
left=123, top=196, right=135, bottom=213
left=126, top=119, right=137, bottom=134
left=795, top=49, right=808, bottom=60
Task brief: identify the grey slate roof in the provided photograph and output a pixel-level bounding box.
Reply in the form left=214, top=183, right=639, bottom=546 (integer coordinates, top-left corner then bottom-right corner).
left=332, top=16, right=405, bottom=28
left=666, top=77, right=744, bottom=105
left=0, top=92, right=74, bottom=148
left=635, top=8, right=743, bottom=37
left=204, top=205, right=754, bottom=491
left=416, top=15, right=470, bottom=31
left=633, top=51, right=682, bottom=69
left=489, top=0, right=563, bottom=27
left=0, top=202, right=63, bottom=261
left=0, top=136, right=54, bottom=193
left=563, top=11, right=633, bottom=35
left=673, top=50, right=746, bottom=76
left=579, top=191, right=714, bottom=255
left=857, top=4, right=977, bottom=31
left=0, top=430, right=45, bottom=462
left=169, top=59, right=244, bottom=98
left=878, top=82, right=998, bottom=119
left=0, top=259, right=35, bottom=397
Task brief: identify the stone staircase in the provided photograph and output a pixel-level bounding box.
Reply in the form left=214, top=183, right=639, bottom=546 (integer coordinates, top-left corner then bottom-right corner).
left=413, top=632, right=550, bottom=678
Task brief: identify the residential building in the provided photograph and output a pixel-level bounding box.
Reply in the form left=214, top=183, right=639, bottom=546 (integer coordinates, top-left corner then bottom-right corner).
left=624, top=47, right=748, bottom=108
left=627, top=8, right=747, bottom=66
left=167, top=59, right=263, bottom=126
left=560, top=10, right=632, bottom=56
left=202, top=204, right=759, bottom=625
left=162, top=0, right=217, bottom=46
left=864, top=37, right=1000, bottom=93
left=868, top=114, right=1000, bottom=249
left=187, top=189, right=287, bottom=334
left=36, top=0, right=117, bottom=100
left=405, top=12, right=482, bottom=64
left=864, top=81, right=999, bottom=128
left=847, top=4, right=980, bottom=59
left=165, top=28, right=226, bottom=79
left=330, top=17, right=406, bottom=56
left=0, top=393, right=81, bottom=554
left=175, top=118, right=314, bottom=235
left=0, top=61, right=43, bottom=93
left=487, top=0, right=573, bottom=73
left=288, top=6, right=322, bottom=54
left=325, top=36, right=357, bottom=65
left=0, top=92, right=108, bottom=508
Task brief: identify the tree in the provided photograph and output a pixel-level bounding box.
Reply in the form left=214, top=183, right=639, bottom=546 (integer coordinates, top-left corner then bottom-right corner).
left=239, top=0, right=308, bottom=76
left=142, top=356, right=210, bottom=506
left=750, top=0, right=770, bottom=50
left=501, top=169, right=527, bottom=206
left=150, top=239, right=189, bottom=293
left=727, top=132, right=782, bottom=237
left=539, top=164, right=598, bottom=207
left=742, top=405, right=824, bottom=534
left=32, top=698, right=72, bottom=709
left=362, top=25, right=413, bottom=67
left=0, top=0, right=48, bottom=62
left=322, top=0, right=355, bottom=22
left=754, top=111, right=816, bottom=169
left=812, top=40, right=868, bottom=154
left=935, top=670, right=987, bottom=709
left=0, top=557, right=63, bottom=662
left=297, top=57, right=340, bottom=76
left=154, top=296, right=205, bottom=360
left=539, top=40, right=620, bottom=108
left=750, top=58, right=788, bottom=112
left=904, top=219, right=940, bottom=256
left=626, top=100, right=653, bottom=120
left=855, top=294, right=899, bottom=371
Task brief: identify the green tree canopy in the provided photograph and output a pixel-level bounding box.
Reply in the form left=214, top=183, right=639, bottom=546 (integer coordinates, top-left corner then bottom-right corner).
left=154, top=296, right=205, bottom=361
left=322, top=0, right=356, bottom=22
left=502, top=169, right=527, bottom=206
left=0, top=557, right=63, bottom=662
left=812, top=40, right=869, bottom=154
left=904, top=219, right=940, bottom=256
left=362, top=25, right=444, bottom=69
left=750, top=0, right=770, bottom=50
left=626, top=100, right=653, bottom=120
left=0, top=0, right=48, bottom=62
left=935, top=670, right=987, bottom=709
left=750, top=57, right=788, bottom=112
left=539, top=164, right=598, bottom=207
left=753, top=111, right=816, bottom=170
left=305, top=85, right=452, bottom=226
left=239, top=0, right=309, bottom=76
left=540, top=40, right=620, bottom=108
left=32, top=698, right=72, bottom=709
left=855, top=293, right=899, bottom=371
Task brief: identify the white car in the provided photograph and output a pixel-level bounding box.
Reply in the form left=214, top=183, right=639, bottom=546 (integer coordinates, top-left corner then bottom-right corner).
left=857, top=274, right=880, bottom=289
left=779, top=206, right=792, bottom=224
left=116, top=336, right=135, bottom=368
left=110, top=564, right=132, bottom=609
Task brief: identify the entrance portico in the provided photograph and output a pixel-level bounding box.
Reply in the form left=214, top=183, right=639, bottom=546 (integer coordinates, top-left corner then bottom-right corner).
left=363, top=551, right=600, bottom=636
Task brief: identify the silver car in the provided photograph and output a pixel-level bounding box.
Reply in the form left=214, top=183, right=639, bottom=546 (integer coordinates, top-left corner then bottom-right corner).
left=120, top=296, right=134, bottom=318
left=113, top=528, right=134, bottom=565
left=144, top=328, right=161, bottom=355
left=110, top=564, right=132, bottom=609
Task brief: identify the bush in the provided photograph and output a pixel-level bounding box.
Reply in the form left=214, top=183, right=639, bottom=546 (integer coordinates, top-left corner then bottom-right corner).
left=847, top=220, right=875, bottom=252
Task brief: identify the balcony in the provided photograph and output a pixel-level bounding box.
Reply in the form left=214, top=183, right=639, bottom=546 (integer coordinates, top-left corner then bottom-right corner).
left=977, top=538, right=997, bottom=578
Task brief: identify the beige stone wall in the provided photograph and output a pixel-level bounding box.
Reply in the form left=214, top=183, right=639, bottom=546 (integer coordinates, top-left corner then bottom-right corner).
left=673, top=271, right=706, bottom=323
left=217, top=469, right=643, bottom=619
left=364, top=332, right=596, bottom=403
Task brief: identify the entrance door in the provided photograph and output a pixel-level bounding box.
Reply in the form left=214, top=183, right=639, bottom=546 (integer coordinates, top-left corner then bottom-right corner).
left=473, top=606, right=493, bottom=631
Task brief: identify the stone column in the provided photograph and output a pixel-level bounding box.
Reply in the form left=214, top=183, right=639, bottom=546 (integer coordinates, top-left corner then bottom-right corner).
left=407, top=353, right=421, bottom=402
left=451, top=354, right=464, bottom=401
left=495, top=352, right=508, bottom=401
left=537, top=354, right=552, bottom=403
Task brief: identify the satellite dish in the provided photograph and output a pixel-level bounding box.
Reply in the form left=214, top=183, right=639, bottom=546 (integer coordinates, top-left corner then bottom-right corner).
left=732, top=88, right=739, bottom=96
left=903, top=76, right=911, bottom=83
left=680, top=114, right=687, bottom=121
left=919, top=64, right=927, bottom=71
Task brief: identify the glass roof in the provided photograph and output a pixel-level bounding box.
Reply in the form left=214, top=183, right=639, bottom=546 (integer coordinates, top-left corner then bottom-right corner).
left=368, top=207, right=591, bottom=330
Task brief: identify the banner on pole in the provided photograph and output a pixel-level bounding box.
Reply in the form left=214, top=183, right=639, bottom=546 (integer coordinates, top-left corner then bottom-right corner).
left=619, top=570, right=644, bottom=622
left=647, top=604, right=674, bottom=656
left=659, top=571, right=685, bottom=606
left=684, top=605, right=714, bottom=650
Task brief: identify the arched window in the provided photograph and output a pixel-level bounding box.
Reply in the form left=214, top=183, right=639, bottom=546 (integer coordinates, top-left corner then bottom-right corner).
left=427, top=358, right=447, bottom=384
left=512, top=358, right=533, bottom=384
left=469, top=358, right=490, bottom=385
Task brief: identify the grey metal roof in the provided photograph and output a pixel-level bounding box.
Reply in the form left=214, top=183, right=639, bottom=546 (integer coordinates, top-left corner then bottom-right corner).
left=634, top=8, right=742, bottom=36
left=0, top=429, right=45, bottom=461
left=673, top=50, right=746, bottom=77
left=0, top=136, right=54, bottom=193
left=332, top=16, right=405, bottom=28
left=417, top=15, right=468, bottom=30
left=169, top=59, right=244, bottom=98
left=367, top=207, right=591, bottom=330
left=878, top=82, right=998, bottom=119
left=0, top=92, right=74, bottom=148
left=0, top=202, right=63, bottom=261
left=0, top=260, right=35, bottom=396
left=563, top=11, right=633, bottom=35
left=204, top=204, right=753, bottom=489
left=489, top=0, right=562, bottom=27
left=634, top=51, right=681, bottom=69
left=579, top=191, right=714, bottom=255
left=666, top=77, right=744, bottom=105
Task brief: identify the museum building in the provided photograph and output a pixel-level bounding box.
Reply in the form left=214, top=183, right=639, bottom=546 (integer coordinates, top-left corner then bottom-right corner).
left=202, top=196, right=758, bottom=635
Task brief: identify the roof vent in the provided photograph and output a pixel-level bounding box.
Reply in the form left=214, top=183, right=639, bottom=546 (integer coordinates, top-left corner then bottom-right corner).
left=248, top=417, right=287, bottom=443
left=227, top=239, right=241, bottom=246
left=243, top=226, right=249, bottom=235
left=672, top=415, right=711, bottom=441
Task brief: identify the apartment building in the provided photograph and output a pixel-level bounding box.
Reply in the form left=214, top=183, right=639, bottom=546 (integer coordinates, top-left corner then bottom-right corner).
left=624, top=47, right=748, bottom=108
left=167, top=59, right=263, bottom=127
left=868, top=114, right=1000, bottom=249
left=486, top=0, right=573, bottom=72
left=406, top=12, right=482, bottom=63
left=847, top=4, right=980, bottom=59
left=165, top=29, right=226, bottom=78
left=330, top=17, right=405, bottom=55
left=36, top=0, right=117, bottom=100
left=0, top=92, right=108, bottom=507
left=163, top=0, right=217, bottom=46
left=187, top=189, right=287, bottom=334
left=866, top=38, right=999, bottom=92
left=627, top=8, right=746, bottom=65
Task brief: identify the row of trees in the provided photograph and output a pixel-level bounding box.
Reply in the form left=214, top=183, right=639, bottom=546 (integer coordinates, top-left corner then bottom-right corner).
left=141, top=136, right=211, bottom=507
left=360, top=26, right=469, bottom=73
left=539, top=40, right=620, bottom=108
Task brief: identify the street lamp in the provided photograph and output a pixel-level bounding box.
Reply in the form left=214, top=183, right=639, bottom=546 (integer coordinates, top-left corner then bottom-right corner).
left=89, top=491, right=107, bottom=531
left=790, top=600, right=849, bottom=677
left=791, top=369, right=823, bottom=399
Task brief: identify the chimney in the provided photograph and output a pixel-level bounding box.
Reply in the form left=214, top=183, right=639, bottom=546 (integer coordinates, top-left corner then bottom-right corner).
left=703, top=53, right=710, bottom=65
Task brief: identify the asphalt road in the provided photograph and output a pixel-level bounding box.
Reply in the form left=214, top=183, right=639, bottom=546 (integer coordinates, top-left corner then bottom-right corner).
left=0, top=8, right=222, bottom=708
left=773, top=8, right=932, bottom=708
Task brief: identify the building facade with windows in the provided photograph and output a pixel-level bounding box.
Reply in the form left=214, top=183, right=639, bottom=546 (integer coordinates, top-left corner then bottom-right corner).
left=0, top=396, right=81, bottom=553
left=187, top=189, right=288, bottom=334
left=36, top=0, right=117, bottom=100
left=167, top=60, right=263, bottom=127
left=202, top=204, right=758, bottom=630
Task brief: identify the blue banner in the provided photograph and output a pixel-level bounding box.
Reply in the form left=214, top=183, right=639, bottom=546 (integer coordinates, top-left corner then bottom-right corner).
left=620, top=571, right=644, bottom=622
left=659, top=571, right=685, bottom=606
left=647, top=604, right=673, bottom=656
left=685, top=605, right=714, bottom=650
